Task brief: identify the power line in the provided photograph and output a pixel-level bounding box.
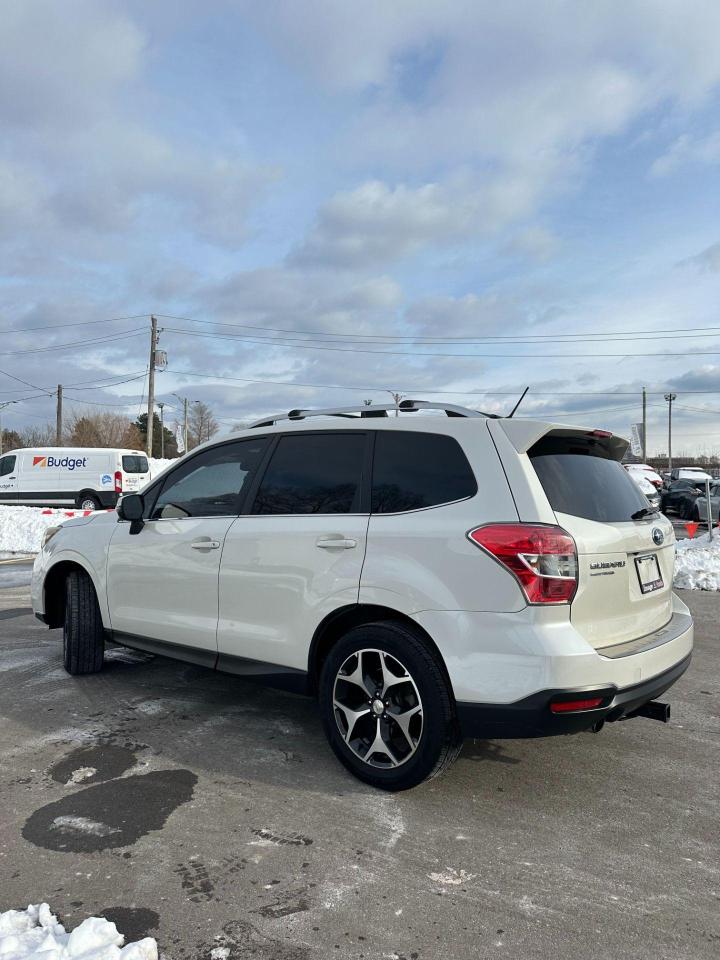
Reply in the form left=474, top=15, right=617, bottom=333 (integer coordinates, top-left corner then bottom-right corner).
left=0, top=329, right=145, bottom=358
left=0, top=314, right=151, bottom=334
left=164, top=326, right=720, bottom=360
left=156, top=314, right=720, bottom=343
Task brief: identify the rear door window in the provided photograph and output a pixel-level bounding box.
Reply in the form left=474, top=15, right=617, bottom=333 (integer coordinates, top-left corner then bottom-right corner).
left=122, top=455, right=149, bottom=474
left=529, top=435, right=650, bottom=522
left=371, top=431, right=477, bottom=513
left=252, top=433, right=366, bottom=514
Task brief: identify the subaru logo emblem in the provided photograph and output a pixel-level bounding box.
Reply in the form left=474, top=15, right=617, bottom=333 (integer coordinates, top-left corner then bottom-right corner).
left=652, top=527, right=664, bottom=546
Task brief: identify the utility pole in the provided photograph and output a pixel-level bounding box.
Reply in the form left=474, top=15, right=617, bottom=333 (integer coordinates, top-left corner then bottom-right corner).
left=147, top=315, right=158, bottom=458
left=664, top=393, right=676, bottom=473
left=56, top=385, right=63, bottom=446
left=641, top=387, right=647, bottom=462
left=183, top=397, right=188, bottom=452
left=158, top=402, right=165, bottom=458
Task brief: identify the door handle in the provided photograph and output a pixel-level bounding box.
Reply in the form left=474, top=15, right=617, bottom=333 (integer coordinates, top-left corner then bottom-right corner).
left=316, top=536, right=357, bottom=549
left=190, top=538, right=221, bottom=550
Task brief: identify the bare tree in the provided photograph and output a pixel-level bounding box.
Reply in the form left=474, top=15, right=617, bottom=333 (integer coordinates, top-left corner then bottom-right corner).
left=66, top=411, right=145, bottom=448
left=19, top=423, right=57, bottom=446
left=188, top=401, right=219, bottom=450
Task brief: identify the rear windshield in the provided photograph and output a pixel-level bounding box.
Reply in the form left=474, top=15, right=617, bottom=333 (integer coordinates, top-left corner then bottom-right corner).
left=529, top=435, right=650, bottom=523
left=122, top=455, right=149, bottom=474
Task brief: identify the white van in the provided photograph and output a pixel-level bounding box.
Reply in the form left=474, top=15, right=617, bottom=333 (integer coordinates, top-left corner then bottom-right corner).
left=0, top=447, right=149, bottom=510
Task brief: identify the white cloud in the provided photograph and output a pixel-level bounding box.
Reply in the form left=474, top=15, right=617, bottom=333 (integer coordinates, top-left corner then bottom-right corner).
left=650, top=131, right=720, bottom=177
left=678, top=240, right=720, bottom=273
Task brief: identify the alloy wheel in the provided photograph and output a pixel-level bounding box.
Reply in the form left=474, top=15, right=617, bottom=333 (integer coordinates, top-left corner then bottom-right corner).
left=332, top=648, right=423, bottom=768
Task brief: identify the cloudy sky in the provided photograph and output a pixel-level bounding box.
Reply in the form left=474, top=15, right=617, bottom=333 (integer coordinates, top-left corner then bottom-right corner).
left=2, top=0, right=720, bottom=455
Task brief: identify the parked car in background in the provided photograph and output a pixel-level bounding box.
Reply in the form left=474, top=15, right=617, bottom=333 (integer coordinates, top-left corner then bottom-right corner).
left=0, top=447, right=149, bottom=511
left=624, top=463, right=663, bottom=490
left=661, top=479, right=703, bottom=519
left=692, top=481, right=720, bottom=524
left=669, top=466, right=713, bottom=484
left=32, top=402, right=692, bottom=790
left=629, top=473, right=662, bottom=511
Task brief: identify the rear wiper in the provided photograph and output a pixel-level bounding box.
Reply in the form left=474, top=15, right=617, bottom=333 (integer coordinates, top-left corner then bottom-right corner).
left=631, top=506, right=660, bottom=520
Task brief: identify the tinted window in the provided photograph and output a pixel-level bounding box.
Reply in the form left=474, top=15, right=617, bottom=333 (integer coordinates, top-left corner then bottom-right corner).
left=371, top=431, right=477, bottom=513
left=150, top=439, right=267, bottom=519
left=529, top=435, right=649, bottom=522
left=122, top=455, right=149, bottom=474
left=0, top=455, right=15, bottom=477
left=253, top=433, right=366, bottom=514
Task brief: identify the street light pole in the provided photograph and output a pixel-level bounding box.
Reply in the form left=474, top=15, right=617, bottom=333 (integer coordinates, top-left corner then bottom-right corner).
left=158, top=402, right=165, bottom=459
left=664, top=393, right=676, bottom=473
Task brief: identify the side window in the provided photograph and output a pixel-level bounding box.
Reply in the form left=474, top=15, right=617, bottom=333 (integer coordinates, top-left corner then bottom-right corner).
left=149, top=439, right=267, bottom=519
left=0, top=455, right=16, bottom=477
left=371, top=431, right=477, bottom=513
left=252, top=433, right=366, bottom=515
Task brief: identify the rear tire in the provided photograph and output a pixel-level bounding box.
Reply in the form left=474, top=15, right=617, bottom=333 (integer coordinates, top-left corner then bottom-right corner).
left=319, top=621, right=461, bottom=791
left=77, top=493, right=101, bottom=511
left=63, top=570, right=105, bottom=675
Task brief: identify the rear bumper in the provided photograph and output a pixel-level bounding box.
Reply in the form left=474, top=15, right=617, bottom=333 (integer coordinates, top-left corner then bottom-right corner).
left=457, top=652, right=691, bottom=739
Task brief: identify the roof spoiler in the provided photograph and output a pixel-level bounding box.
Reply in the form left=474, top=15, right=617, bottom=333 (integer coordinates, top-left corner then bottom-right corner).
left=499, top=421, right=629, bottom=460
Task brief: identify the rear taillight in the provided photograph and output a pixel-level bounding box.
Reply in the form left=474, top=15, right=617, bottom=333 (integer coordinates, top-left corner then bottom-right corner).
left=468, top=523, right=578, bottom=604
left=114, top=470, right=122, bottom=493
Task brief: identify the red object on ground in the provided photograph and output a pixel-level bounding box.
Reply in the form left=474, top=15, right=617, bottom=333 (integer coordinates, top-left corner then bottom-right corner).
left=686, top=521, right=699, bottom=539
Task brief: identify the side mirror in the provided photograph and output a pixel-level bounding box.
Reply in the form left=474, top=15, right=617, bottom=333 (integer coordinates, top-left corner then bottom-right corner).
left=118, top=493, right=144, bottom=520
left=117, top=493, right=145, bottom=534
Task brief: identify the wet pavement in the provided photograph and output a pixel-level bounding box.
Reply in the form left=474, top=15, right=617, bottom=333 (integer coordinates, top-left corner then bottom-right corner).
left=0, top=577, right=718, bottom=960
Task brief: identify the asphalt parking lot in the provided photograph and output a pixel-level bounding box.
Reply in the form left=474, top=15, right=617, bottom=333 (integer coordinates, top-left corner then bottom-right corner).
left=1, top=564, right=718, bottom=960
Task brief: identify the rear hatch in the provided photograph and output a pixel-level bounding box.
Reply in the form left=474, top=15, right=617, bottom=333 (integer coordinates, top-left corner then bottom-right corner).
left=526, top=429, right=674, bottom=650
left=121, top=454, right=150, bottom=491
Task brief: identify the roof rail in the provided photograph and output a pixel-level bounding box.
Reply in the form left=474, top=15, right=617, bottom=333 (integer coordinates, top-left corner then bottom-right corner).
left=248, top=399, right=493, bottom=429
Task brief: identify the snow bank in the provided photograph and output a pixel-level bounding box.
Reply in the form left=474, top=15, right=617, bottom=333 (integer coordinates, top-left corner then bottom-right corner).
left=674, top=530, right=720, bottom=591
left=0, top=904, right=157, bottom=960
left=147, top=458, right=175, bottom=479
left=0, top=506, right=65, bottom=554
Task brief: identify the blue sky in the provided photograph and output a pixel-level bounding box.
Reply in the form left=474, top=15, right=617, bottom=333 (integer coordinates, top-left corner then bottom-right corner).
left=2, top=0, right=720, bottom=454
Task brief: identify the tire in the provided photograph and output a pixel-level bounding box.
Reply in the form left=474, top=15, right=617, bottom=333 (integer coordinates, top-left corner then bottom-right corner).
left=78, top=493, right=101, bottom=511
left=319, top=621, right=461, bottom=791
left=63, top=569, right=105, bottom=675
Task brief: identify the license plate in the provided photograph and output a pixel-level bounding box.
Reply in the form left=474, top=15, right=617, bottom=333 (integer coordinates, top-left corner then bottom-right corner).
left=635, top=554, right=664, bottom=594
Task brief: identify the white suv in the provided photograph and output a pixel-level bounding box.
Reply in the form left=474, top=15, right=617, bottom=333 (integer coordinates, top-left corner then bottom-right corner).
left=32, top=400, right=693, bottom=790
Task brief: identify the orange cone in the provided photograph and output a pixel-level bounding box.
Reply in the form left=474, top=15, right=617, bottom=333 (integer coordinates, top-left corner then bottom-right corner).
left=686, top=521, right=699, bottom=539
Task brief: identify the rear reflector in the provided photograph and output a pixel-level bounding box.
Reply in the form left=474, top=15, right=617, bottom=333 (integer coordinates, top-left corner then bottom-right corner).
left=550, top=697, right=604, bottom=714
left=468, top=523, right=578, bottom=604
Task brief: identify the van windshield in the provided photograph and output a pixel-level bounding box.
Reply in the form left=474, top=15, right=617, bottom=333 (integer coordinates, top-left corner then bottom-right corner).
left=529, top=435, right=650, bottom=523
left=122, top=455, right=149, bottom=474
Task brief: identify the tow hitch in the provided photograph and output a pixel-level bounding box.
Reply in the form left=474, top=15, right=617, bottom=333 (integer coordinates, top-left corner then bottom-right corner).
left=622, top=700, right=671, bottom=724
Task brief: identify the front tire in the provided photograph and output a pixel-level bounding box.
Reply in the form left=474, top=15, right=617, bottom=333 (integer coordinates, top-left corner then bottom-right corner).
left=63, top=570, right=105, bottom=675
left=319, top=621, right=461, bottom=791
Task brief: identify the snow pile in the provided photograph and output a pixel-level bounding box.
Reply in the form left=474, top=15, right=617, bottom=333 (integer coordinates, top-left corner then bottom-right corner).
left=0, top=904, right=157, bottom=960
left=147, top=458, right=175, bottom=479
left=0, top=506, right=65, bottom=554
left=674, top=530, right=720, bottom=591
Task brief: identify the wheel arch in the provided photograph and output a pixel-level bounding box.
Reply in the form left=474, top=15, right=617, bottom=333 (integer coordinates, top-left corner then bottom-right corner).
left=307, top=604, right=454, bottom=698
left=43, top=558, right=103, bottom=629
left=76, top=489, right=101, bottom=508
